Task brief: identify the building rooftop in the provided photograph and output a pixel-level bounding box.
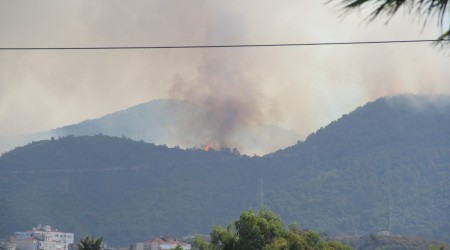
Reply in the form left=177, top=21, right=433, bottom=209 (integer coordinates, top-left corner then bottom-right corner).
left=143, top=237, right=189, bottom=246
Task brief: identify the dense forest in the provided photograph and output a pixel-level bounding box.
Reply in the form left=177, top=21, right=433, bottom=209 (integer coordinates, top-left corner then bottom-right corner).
left=0, top=95, right=449, bottom=246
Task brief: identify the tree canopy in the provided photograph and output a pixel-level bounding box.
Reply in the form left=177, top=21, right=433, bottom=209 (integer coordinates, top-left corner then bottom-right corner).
left=336, top=0, right=449, bottom=42
left=77, top=236, right=103, bottom=250
left=195, top=208, right=351, bottom=250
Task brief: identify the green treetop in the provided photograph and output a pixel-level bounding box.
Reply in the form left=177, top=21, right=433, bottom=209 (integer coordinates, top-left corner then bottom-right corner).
left=195, top=208, right=351, bottom=250
left=335, top=0, right=449, bottom=42
left=77, top=236, right=103, bottom=250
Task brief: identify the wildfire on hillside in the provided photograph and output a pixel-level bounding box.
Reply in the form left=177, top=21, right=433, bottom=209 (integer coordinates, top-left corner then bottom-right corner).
left=202, top=143, right=212, bottom=152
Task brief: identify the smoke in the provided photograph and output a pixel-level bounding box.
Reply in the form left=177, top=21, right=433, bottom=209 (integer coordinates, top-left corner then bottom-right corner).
left=166, top=2, right=275, bottom=150
left=169, top=56, right=267, bottom=150
left=385, top=94, right=450, bottom=113
left=0, top=0, right=449, bottom=154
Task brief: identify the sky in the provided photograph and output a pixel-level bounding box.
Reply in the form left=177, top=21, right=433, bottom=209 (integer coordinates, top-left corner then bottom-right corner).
left=0, top=0, right=449, bottom=153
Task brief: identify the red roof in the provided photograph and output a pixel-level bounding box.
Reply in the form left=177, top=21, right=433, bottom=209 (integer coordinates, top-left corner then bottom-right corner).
left=20, top=237, right=37, bottom=241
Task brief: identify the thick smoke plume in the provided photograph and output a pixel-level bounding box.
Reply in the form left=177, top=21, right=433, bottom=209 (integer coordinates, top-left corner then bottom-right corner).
left=169, top=55, right=267, bottom=150
left=167, top=2, right=272, bottom=150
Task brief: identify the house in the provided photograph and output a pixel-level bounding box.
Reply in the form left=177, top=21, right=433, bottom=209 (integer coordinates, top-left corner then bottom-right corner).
left=140, top=237, right=190, bottom=250
left=0, top=236, right=17, bottom=250
left=14, top=225, right=74, bottom=250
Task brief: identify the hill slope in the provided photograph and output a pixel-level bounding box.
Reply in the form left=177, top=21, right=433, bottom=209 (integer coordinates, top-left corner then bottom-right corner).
left=265, top=94, right=450, bottom=240
left=0, top=135, right=259, bottom=245
left=3, top=99, right=298, bottom=155
left=1, top=95, right=449, bottom=246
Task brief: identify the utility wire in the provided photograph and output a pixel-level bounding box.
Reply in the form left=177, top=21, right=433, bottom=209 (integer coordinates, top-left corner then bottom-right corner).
left=0, top=39, right=448, bottom=50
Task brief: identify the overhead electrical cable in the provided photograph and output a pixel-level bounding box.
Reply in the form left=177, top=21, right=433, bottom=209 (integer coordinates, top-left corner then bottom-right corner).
left=0, top=39, right=448, bottom=50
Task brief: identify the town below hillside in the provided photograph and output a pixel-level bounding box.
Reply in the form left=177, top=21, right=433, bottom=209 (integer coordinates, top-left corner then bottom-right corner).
left=1, top=223, right=448, bottom=250
left=0, top=225, right=192, bottom=250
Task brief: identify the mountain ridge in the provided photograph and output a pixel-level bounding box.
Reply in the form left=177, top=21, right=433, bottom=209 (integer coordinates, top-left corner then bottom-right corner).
left=2, top=99, right=299, bottom=156
left=271, top=94, right=450, bottom=158
left=1, top=94, right=449, bottom=246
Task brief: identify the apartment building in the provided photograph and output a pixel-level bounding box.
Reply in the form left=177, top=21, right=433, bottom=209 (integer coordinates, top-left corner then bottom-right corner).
left=14, top=225, right=74, bottom=250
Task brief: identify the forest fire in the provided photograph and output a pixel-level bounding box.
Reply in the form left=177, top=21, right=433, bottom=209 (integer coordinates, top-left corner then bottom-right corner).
left=202, top=143, right=212, bottom=152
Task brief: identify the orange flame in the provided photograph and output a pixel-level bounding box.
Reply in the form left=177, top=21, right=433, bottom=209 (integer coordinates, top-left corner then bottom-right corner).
left=202, top=143, right=212, bottom=152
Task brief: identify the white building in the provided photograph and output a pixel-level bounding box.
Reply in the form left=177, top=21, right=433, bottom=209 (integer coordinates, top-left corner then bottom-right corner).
left=142, top=238, right=190, bottom=250
left=14, top=225, right=74, bottom=250
left=0, top=236, right=17, bottom=250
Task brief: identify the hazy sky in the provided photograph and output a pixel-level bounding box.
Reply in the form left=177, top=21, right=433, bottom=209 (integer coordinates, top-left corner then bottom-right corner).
left=1, top=0, right=449, bottom=143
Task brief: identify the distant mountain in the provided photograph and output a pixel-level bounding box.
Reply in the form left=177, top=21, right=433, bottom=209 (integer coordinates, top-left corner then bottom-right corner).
left=3, top=99, right=299, bottom=155
left=1, top=95, right=449, bottom=246
left=271, top=94, right=450, bottom=158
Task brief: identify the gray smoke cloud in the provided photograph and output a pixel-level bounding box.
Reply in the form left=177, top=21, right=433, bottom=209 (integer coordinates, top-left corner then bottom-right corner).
left=0, top=0, right=449, bottom=154
left=167, top=3, right=274, bottom=150
left=169, top=54, right=279, bottom=150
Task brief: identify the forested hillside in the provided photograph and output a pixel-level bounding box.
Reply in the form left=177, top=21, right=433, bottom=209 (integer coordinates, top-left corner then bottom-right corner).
left=0, top=135, right=255, bottom=245
left=265, top=95, right=450, bottom=240
left=26, top=99, right=298, bottom=155
left=1, top=95, right=449, bottom=246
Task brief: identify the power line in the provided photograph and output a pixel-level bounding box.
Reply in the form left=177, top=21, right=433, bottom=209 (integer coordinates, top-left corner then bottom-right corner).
left=0, top=39, right=448, bottom=50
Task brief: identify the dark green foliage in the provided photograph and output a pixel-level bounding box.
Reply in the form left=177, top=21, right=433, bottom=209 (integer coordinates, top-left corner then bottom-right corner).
left=1, top=95, right=450, bottom=246
left=334, top=0, right=450, bottom=41
left=194, top=235, right=211, bottom=250
left=234, top=209, right=285, bottom=250
left=197, top=209, right=350, bottom=250
left=429, top=244, right=446, bottom=250
left=78, top=236, right=103, bottom=250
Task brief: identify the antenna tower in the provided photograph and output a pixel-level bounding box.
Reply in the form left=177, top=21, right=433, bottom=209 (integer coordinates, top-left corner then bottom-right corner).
left=260, top=178, right=264, bottom=209
left=384, top=167, right=392, bottom=234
